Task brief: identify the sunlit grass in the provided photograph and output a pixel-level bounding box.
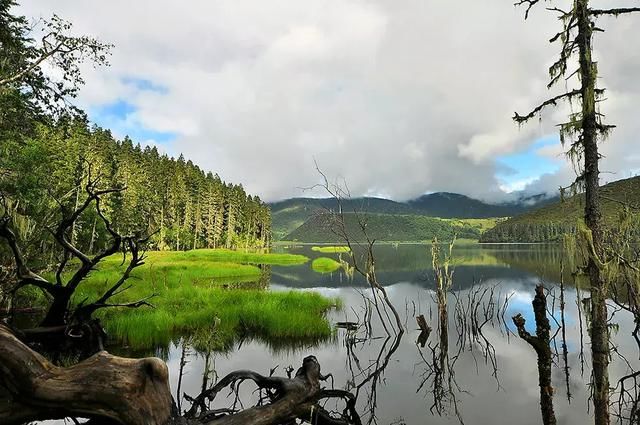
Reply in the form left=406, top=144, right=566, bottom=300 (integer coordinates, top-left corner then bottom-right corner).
left=311, top=257, right=342, bottom=273
left=43, top=249, right=340, bottom=351
left=311, top=246, right=351, bottom=253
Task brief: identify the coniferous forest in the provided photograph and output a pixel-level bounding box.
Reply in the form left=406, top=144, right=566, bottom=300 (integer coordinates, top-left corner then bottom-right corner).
left=1, top=120, right=271, bottom=258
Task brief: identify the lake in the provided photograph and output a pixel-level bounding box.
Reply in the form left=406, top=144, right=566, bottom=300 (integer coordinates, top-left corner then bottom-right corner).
left=98, top=244, right=640, bottom=424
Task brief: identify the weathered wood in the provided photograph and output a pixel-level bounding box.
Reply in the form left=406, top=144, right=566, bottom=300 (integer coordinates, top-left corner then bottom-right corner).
left=0, top=324, right=361, bottom=425
left=0, top=324, right=173, bottom=425
left=416, top=314, right=431, bottom=348
left=512, top=285, right=557, bottom=425
left=186, top=355, right=361, bottom=425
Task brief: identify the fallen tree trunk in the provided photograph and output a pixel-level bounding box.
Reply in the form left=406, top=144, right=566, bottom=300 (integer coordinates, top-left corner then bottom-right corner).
left=0, top=324, right=361, bottom=425
left=0, top=324, right=174, bottom=425
left=184, top=355, right=361, bottom=425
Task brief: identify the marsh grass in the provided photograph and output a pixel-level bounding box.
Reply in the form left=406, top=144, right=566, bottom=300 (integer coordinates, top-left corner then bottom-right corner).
left=45, top=249, right=339, bottom=351
left=311, top=257, right=342, bottom=273
left=311, top=246, right=351, bottom=253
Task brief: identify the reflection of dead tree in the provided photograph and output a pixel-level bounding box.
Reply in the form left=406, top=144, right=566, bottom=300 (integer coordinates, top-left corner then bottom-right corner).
left=512, top=284, right=557, bottom=425
left=308, top=165, right=405, bottom=424
left=415, top=242, right=508, bottom=425
left=451, top=282, right=507, bottom=387
left=416, top=339, right=466, bottom=425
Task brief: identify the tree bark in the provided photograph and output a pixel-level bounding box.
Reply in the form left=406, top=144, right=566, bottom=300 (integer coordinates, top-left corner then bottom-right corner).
left=0, top=324, right=174, bottom=425
left=576, top=1, right=610, bottom=424
left=512, top=285, right=557, bottom=425
left=0, top=324, right=360, bottom=425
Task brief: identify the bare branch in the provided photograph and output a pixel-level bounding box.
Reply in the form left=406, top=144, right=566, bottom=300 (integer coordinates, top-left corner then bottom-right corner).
left=0, top=216, right=54, bottom=295
left=514, top=89, right=581, bottom=123
left=590, top=8, right=640, bottom=17
left=515, top=0, right=541, bottom=19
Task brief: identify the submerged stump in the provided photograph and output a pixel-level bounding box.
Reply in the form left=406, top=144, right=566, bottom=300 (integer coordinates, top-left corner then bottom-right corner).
left=512, top=284, right=557, bottom=425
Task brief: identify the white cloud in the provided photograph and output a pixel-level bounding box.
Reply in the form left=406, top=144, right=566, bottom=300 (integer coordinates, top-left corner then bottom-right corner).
left=19, top=0, right=640, bottom=202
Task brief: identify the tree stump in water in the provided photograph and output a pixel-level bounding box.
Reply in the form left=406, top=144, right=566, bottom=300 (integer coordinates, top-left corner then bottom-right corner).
left=416, top=314, right=431, bottom=348
left=512, top=285, right=557, bottom=425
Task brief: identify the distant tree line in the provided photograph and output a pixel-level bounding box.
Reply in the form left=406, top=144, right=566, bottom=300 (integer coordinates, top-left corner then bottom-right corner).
left=1, top=119, right=271, bottom=258
left=480, top=222, right=576, bottom=243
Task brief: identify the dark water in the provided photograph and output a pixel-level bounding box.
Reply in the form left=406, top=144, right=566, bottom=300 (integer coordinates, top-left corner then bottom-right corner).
left=52, top=244, right=640, bottom=424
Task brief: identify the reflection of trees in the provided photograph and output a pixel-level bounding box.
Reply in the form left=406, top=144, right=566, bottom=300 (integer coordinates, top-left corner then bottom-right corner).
left=414, top=242, right=509, bottom=424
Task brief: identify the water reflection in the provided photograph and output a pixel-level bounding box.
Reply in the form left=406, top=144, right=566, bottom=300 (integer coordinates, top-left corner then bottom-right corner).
left=123, top=244, right=639, bottom=424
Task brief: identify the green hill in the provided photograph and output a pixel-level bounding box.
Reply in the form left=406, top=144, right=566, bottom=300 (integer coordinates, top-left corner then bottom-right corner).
left=270, top=192, right=551, bottom=240
left=481, top=176, right=640, bottom=243
left=285, top=213, right=498, bottom=243
left=270, top=197, right=418, bottom=240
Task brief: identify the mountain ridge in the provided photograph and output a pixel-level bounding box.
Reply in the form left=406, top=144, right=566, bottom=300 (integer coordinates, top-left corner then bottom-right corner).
left=270, top=191, right=556, bottom=240
left=480, top=176, right=640, bottom=242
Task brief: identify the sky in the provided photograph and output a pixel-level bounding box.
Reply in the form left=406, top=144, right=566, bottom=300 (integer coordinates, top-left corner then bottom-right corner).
left=19, top=0, right=640, bottom=203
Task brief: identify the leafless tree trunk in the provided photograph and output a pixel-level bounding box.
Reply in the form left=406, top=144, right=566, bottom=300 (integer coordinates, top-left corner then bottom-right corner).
left=513, top=2, right=640, bottom=423
left=512, top=285, right=557, bottom=425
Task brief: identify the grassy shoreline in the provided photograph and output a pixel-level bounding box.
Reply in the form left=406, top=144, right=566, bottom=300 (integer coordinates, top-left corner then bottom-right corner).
left=35, top=249, right=339, bottom=351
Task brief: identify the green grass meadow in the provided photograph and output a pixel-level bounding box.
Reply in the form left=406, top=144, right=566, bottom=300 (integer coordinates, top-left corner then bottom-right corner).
left=311, top=246, right=352, bottom=253
left=311, top=257, right=342, bottom=273
left=46, top=249, right=340, bottom=351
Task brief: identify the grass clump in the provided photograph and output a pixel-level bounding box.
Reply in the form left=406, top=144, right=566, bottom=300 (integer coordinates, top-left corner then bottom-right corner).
left=311, top=246, right=351, bottom=253
left=311, top=257, right=342, bottom=273
left=47, top=249, right=337, bottom=351
left=153, top=248, right=309, bottom=265
left=102, top=287, right=339, bottom=351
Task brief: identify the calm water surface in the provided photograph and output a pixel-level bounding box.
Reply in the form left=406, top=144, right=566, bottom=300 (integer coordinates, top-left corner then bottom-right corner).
left=65, top=244, right=640, bottom=424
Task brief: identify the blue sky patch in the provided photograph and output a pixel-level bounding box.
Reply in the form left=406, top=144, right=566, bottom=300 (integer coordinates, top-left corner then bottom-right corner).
left=122, top=76, right=169, bottom=94
left=496, top=136, right=561, bottom=192
left=89, top=99, right=176, bottom=145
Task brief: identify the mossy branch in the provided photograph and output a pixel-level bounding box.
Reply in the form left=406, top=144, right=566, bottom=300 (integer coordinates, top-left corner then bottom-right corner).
left=590, top=8, right=640, bottom=17
left=513, top=89, right=581, bottom=123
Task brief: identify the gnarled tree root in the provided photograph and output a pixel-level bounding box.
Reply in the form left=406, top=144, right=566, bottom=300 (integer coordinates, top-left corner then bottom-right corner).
left=0, top=324, right=173, bottom=425
left=184, top=355, right=361, bottom=425
left=0, top=324, right=361, bottom=425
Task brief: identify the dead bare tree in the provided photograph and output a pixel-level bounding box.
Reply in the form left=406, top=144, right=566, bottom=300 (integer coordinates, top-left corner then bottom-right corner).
left=512, top=284, right=557, bottom=425
left=513, top=2, right=640, bottom=424
left=303, top=165, right=405, bottom=424
left=0, top=175, right=153, bottom=354
left=309, top=165, right=403, bottom=335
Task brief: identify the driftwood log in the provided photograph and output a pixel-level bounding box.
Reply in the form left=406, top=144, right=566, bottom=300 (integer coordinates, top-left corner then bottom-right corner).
left=0, top=324, right=361, bottom=425
left=416, top=314, right=431, bottom=348
left=0, top=324, right=173, bottom=425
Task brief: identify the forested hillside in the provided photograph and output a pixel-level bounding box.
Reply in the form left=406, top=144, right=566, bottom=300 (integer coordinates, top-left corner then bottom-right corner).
left=407, top=192, right=556, bottom=218
left=271, top=192, right=551, bottom=240
left=1, top=120, right=271, bottom=256
left=481, top=176, right=640, bottom=242
left=286, top=213, right=495, bottom=242
left=270, top=197, right=418, bottom=240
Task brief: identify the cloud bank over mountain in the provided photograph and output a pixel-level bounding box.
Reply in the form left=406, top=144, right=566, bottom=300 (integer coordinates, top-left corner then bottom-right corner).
left=21, top=0, right=640, bottom=201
